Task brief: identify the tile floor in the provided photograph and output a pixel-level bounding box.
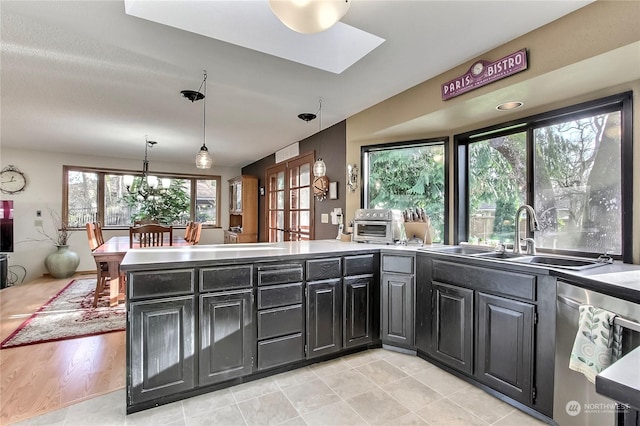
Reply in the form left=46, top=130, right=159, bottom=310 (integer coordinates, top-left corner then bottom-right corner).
left=14, top=349, right=549, bottom=426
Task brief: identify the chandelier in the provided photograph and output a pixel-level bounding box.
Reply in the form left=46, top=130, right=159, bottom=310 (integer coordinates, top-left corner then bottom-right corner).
left=181, top=70, right=213, bottom=169
left=123, top=137, right=171, bottom=201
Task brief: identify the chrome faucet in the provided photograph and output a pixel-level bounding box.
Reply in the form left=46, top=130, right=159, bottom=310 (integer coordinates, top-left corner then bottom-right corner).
left=513, top=204, right=540, bottom=254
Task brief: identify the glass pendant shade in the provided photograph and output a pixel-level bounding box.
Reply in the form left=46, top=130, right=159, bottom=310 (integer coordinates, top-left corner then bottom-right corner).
left=313, top=158, right=326, bottom=177
left=147, top=175, right=158, bottom=188
left=196, top=145, right=213, bottom=169
left=123, top=175, right=134, bottom=186
left=161, top=177, right=172, bottom=188
left=269, top=0, right=350, bottom=34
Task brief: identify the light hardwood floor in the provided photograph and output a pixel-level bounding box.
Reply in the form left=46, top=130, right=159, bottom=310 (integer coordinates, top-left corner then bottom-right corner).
left=0, top=273, right=125, bottom=425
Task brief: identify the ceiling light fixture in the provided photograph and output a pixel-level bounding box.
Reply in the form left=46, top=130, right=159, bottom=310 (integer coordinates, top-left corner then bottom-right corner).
left=496, top=101, right=524, bottom=111
left=123, top=137, right=171, bottom=201
left=182, top=71, right=212, bottom=169
left=305, top=98, right=329, bottom=201
left=269, top=0, right=351, bottom=34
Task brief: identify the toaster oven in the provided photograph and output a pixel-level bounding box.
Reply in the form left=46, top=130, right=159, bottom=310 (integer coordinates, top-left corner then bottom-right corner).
left=352, top=209, right=404, bottom=244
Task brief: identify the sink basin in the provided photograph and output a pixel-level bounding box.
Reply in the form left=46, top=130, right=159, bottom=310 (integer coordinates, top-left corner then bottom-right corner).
left=507, top=255, right=607, bottom=270
left=473, top=251, right=526, bottom=260
left=419, top=245, right=492, bottom=255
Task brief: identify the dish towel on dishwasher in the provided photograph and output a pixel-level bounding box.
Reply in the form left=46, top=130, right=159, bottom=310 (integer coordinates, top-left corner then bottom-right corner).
left=569, top=304, right=623, bottom=383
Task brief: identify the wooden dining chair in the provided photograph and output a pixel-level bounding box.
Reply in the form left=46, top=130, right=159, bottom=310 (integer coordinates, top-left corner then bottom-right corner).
left=184, top=221, right=194, bottom=241
left=188, top=222, right=202, bottom=245
left=129, top=224, right=173, bottom=248
left=86, top=222, right=100, bottom=251
left=93, top=221, right=105, bottom=245
left=86, top=223, right=115, bottom=307
left=133, top=219, right=159, bottom=226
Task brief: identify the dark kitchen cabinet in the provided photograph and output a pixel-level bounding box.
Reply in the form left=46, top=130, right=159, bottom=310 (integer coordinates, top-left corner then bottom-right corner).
left=381, top=253, right=415, bottom=348
left=125, top=250, right=381, bottom=415
left=129, top=296, right=195, bottom=405
left=476, top=292, right=534, bottom=405
left=256, top=263, right=305, bottom=370
left=415, top=254, right=550, bottom=416
left=382, top=273, right=414, bottom=347
left=307, top=278, right=342, bottom=358
left=343, top=275, right=373, bottom=348
left=199, top=290, right=253, bottom=386
left=430, top=281, right=474, bottom=375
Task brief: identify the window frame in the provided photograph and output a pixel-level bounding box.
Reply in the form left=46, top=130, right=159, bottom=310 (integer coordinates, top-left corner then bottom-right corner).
left=454, top=92, right=633, bottom=262
left=62, top=165, right=221, bottom=230
left=361, top=137, right=450, bottom=244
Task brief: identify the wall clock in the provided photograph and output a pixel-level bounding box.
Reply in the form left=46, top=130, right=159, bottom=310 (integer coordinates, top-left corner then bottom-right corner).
left=313, top=176, right=329, bottom=200
left=1, top=165, right=27, bottom=194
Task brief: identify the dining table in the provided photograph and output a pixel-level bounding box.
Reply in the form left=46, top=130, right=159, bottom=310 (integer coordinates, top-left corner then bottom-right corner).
left=92, top=235, right=189, bottom=307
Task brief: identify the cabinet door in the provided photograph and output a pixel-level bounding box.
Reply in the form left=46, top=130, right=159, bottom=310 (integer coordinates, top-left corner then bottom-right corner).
left=129, top=296, right=195, bottom=405
left=381, top=273, right=414, bottom=347
left=430, top=281, right=473, bottom=374
left=476, top=292, right=534, bottom=405
left=199, top=290, right=253, bottom=386
left=307, top=279, right=342, bottom=358
left=343, top=275, right=373, bottom=348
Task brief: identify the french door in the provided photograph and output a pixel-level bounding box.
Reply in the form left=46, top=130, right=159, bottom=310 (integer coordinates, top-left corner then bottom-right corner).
left=266, top=152, right=314, bottom=242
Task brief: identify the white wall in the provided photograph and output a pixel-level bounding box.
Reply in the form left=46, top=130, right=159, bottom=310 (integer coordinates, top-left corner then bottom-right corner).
left=0, top=148, right=240, bottom=283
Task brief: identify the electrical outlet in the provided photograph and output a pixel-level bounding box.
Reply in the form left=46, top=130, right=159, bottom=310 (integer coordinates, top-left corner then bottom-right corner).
left=321, top=214, right=329, bottom=224
left=34, top=219, right=43, bottom=227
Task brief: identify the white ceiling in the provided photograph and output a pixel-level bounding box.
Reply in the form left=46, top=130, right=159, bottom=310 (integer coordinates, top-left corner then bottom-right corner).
left=1, top=1, right=594, bottom=169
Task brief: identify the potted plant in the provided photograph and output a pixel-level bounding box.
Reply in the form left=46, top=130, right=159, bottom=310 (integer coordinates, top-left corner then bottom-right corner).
left=38, top=208, right=80, bottom=279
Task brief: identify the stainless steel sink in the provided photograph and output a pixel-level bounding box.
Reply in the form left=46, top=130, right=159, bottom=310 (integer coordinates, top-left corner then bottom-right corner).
left=419, top=245, right=492, bottom=255
left=506, top=255, right=607, bottom=270
left=472, top=251, right=526, bottom=260
left=418, top=246, right=612, bottom=271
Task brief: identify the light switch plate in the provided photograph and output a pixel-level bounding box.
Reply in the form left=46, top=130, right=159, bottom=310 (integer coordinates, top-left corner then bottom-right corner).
left=321, top=214, right=329, bottom=223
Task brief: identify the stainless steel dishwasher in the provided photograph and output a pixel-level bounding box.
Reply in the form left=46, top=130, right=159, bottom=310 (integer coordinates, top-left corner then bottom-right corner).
left=554, top=281, right=640, bottom=426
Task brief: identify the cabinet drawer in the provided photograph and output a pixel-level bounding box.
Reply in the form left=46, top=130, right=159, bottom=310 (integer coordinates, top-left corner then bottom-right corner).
left=257, top=264, right=303, bottom=286
left=343, top=254, right=376, bottom=276
left=129, top=269, right=195, bottom=300
left=382, top=254, right=414, bottom=274
left=257, top=283, right=303, bottom=309
left=200, top=265, right=253, bottom=292
left=257, top=304, right=303, bottom=340
left=307, top=258, right=341, bottom=281
left=257, top=333, right=304, bottom=370
left=432, top=260, right=536, bottom=301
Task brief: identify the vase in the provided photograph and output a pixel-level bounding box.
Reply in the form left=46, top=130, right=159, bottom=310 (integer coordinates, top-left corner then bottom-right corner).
left=45, top=245, right=80, bottom=279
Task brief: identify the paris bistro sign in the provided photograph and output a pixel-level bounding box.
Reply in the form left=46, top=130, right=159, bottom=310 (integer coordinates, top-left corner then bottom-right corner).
left=441, top=49, right=528, bottom=100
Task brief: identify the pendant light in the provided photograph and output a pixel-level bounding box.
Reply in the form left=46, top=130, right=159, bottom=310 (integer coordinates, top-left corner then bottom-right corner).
left=269, top=0, right=351, bottom=34
left=181, top=71, right=212, bottom=169
left=300, top=98, right=329, bottom=201
left=312, top=98, right=326, bottom=178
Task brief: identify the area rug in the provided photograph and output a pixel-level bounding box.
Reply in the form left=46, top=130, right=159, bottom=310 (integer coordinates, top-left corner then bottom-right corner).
left=0, top=278, right=126, bottom=349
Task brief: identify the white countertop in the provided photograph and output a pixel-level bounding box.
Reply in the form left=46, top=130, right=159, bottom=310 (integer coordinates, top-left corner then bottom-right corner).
left=121, top=240, right=389, bottom=267
left=120, top=239, right=640, bottom=302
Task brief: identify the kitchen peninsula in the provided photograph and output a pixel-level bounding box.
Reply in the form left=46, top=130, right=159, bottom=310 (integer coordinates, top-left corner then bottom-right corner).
left=121, top=240, right=640, bottom=423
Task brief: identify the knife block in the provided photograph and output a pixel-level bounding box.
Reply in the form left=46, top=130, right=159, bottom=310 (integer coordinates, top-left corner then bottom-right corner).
left=404, top=221, right=433, bottom=244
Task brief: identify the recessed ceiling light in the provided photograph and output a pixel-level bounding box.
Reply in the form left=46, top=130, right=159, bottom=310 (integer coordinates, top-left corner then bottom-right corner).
left=496, top=101, right=524, bottom=111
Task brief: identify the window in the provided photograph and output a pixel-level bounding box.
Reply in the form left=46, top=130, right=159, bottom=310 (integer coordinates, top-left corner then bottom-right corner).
left=63, top=166, right=220, bottom=229
left=468, top=131, right=527, bottom=245
left=456, top=92, right=632, bottom=261
left=363, top=139, right=448, bottom=243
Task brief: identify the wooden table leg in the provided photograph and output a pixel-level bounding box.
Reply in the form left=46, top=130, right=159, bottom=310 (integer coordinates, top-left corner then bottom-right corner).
left=107, top=261, right=120, bottom=307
